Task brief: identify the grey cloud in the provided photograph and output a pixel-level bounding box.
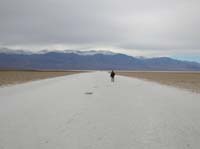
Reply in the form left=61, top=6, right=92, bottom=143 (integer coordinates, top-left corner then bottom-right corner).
left=0, top=0, right=200, bottom=53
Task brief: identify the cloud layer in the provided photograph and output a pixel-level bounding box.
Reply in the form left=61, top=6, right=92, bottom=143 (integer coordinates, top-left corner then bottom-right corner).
left=0, top=0, right=200, bottom=58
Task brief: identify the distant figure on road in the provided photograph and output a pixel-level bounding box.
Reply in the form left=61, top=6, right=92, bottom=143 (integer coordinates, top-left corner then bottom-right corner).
left=110, top=70, right=115, bottom=82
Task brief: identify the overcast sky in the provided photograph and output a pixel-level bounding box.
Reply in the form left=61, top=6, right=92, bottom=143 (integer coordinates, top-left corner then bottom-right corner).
left=0, top=0, right=200, bottom=61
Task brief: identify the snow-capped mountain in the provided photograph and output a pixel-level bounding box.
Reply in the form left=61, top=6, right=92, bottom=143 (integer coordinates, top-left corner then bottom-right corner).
left=0, top=48, right=34, bottom=55
left=0, top=48, right=116, bottom=56
left=62, top=50, right=116, bottom=55
left=0, top=48, right=200, bottom=71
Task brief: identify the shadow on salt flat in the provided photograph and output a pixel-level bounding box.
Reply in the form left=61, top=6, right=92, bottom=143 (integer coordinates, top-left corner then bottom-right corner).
left=85, top=92, right=93, bottom=95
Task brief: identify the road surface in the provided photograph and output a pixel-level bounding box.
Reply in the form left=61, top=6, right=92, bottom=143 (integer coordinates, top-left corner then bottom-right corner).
left=0, top=71, right=200, bottom=149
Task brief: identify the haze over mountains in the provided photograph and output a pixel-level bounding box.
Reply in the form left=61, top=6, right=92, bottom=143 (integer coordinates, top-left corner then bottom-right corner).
left=0, top=48, right=200, bottom=71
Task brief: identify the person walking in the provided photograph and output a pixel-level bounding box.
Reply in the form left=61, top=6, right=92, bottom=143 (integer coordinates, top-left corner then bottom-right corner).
left=110, top=70, right=115, bottom=82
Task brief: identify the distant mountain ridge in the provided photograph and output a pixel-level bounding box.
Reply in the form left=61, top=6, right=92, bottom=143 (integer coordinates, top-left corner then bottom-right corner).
left=0, top=48, right=200, bottom=71
left=0, top=48, right=116, bottom=56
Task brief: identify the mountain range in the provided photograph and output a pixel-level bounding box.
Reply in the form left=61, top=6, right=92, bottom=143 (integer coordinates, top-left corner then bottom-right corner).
left=0, top=48, right=200, bottom=71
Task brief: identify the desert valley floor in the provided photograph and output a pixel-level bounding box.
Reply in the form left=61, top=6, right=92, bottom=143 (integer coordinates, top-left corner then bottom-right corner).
left=0, top=71, right=200, bottom=149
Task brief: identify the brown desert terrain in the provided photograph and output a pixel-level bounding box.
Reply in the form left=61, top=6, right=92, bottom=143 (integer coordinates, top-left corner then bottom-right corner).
left=117, top=71, right=200, bottom=93
left=1, top=70, right=200, bottom=93
left=0, top=70, right=85, bottom=87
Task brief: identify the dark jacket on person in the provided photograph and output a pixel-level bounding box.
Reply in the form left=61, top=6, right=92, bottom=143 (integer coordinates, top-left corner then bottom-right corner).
left=110, top=71, right=115, bottom=78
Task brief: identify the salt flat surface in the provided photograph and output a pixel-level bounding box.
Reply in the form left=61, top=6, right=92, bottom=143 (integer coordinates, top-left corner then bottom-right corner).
left=0, top=71, right=200, bottom=149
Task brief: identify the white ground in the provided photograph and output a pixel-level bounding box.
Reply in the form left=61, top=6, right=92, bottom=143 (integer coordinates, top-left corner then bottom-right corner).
left=0, top=71, right=200, bottom=149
